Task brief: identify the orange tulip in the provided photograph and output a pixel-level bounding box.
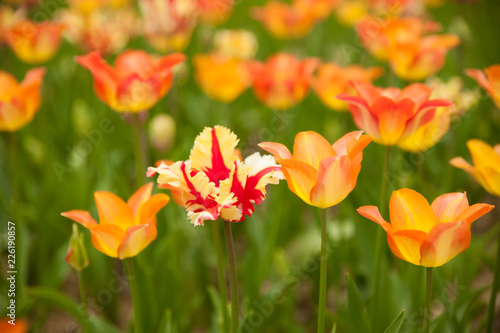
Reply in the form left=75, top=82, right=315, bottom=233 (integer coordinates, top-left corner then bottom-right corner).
left=0, top=68, right=45, bottom=132
left=0, top=318, right=27, bottom=333
left=466, top=65, right=500, bottom=109
left=76, top=50, right=185, bottom=113
left=148, top=126, right=283, bottom=226
left=336, top=81, right=453, bottom=146
left=358, top=188, right=493, bottom=267
left=61, top=183, right=170, bottom=259
left=334, top=0, right=368, bottom=27
left=312, top=63, right=383, bottom=111
left=450, top=139, right=500, bottom=197
left=247, top=53, right=319, bottom=110
left=193, top=53, right=250, bottom=103
left=259, top=131, right=372, bottom=208
left=4, top=19, right=65, bottom=64
left=197, top=0, right=234, bottom=25
left=294, top=0, right=339, bottom=20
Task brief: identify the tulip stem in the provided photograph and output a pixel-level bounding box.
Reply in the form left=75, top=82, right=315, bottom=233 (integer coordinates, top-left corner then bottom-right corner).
left=223, top=220, right=239, bottom=333
left=212, top=222, right=231, bottom=333
left=125, top=258, right=143, bottom=333
left=77, top=270, right=90, bottom=333
left=424, top=267, right=433, bottom=333
left=486, top=230, right=500, bottom=333
left=133, top=113, right=146, bottom=186
left=370, top=145, right=393, bottom=327
left=318, top=208, right=328, bottom=333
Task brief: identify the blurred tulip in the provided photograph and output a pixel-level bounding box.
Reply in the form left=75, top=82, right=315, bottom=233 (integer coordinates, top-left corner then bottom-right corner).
left=149, top=113, right=176, bottom=152
left=193, top=53, right=251, bottom=103
left=213, top=29, right=258, bottom=60
left=466, top=65, right=500, bottom=109
left=148, top=126, right=283, bottom=226
left=66, top=223, right=89, bottom=271
left=294, top=0, right=339, bottom=20
left=259, top=131, right=372, bottom=208
left=358, top=188, right=493, bottom=267
left=247, top=53, right=319, bottom=110
left=312, top=63, right=383, bottom=111
left=0, top=68, right=45, bottom=132
left=427, top=76, right=480, bottom=117
left=139, top=0, right=198, bottom=53
left=0, top=318, right=27, bottom=332
left=450, top=139, right=500, bottom=197
left=4, top=20, right=65, bottom=64
left=61, top=183, right=170, bottom=259
left=337, top=81, right=453, bottom=146
left=334, top=0, right=369, bottom=26
left=76, top=50, right=185, bottom=112
left=197, top=0, right=234, bottom=25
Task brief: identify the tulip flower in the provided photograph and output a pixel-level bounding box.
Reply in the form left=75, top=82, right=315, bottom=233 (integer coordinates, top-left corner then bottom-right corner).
left=312, top=63, right=383, bottom=111
left=197, top=0, right=234, bottom=25
left=466, top=65, right=500, bottom=109
left=259, top=130, right=372, bottom=208
left=0, top=68, right=45, bottom=132
left=213, top=29, right=258, bottom=60
left=247, top=53, right=319, bottom=110
left=76, top=50, right=185, bottom=113
left=336, top=81, right=453, bottom=146
left=147, top=126, right=283, bottom=226
left=4, top=19, right=65, bottom=64
left=334, top=0, right=368, bottom=26
left=0, top=318, right=27, bottom=333
left=358, top=188, right=493, bottom=267
left=61, top=183, right=170, bottom=259
left=450, top=139, right=500, bottom=197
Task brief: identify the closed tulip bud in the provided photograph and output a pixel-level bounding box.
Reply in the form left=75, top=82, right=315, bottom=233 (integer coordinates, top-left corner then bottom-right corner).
left=149, top=114, right=176, bottom=152
left=66, top=224, right=89, bottom=271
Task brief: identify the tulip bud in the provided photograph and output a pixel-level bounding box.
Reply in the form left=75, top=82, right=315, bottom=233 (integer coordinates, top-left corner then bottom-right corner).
left=149, top=114, right=176, bottom=152
left=66, top=223, right=89, bottom=271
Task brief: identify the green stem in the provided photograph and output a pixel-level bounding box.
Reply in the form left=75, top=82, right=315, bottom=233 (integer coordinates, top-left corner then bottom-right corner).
left=370, top=146, right=393, bottom=327
left=317, top=208, right=328, bottom=333
left=125, top=258, right=143, bottom=333
left=212, top=222, right=230, bottom=333
left=423, top=267, right=433, bottom=333
left=486, top=230, right=500, bottom=333
left=77, top=270, right=90, bottom=333
left=133, top=113, right=146, bottom=186
left=223, top=221, right=239, bottom=333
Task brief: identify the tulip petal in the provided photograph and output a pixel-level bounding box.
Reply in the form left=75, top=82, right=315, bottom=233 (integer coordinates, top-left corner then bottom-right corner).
left=389, top=188, right=438, bottom=233
left=94, top=191, right=135, bottom=230
left=430, top=192, right=469, bottom=223
left=331, top=131, right=363, bottom=156
left=75, top=51, right=117, bottom=105
left=293, top=131, right=335, bottom=169
left=88, top=224, right=124, bottom=258
left=158, top=53, right=186, bottom=74
left=117, top=224, right=157, bottom=259
left=336, top=93, right=382, bottom=141
left=357, top=206, right=391, bottom=231
left=387, top=229, right=426, bottom=266
left=350, top=81, right=381, bottom=106
left=279, top=159, right=317, bottom=205
left=127, top=183, right=153, bottom=217
left=481, top=167, right=500, bottom=197
left=465, top=68, right=490, bottom=94
left=310, top=156, right=356, bottom=208
left=136, top=193, right=170, bottom=225
left=373, top=97, right=415, bottom=145
left=61, top=210, right=97, bottom=229
left=455, top=203, right=494, bottom=225
left=467, top=139, right=500, bottom=171
left=420, top=221, right=471, bottom=267
left=397, top=83, right=431, bottom=109
left=258, top=142, right=292, bottom=161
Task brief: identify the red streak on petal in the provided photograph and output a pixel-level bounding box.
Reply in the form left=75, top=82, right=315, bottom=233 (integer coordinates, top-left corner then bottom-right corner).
left=206, top=127, right=231, bottom=183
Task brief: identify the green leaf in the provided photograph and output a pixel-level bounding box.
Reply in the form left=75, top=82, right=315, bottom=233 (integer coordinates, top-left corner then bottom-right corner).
left=88, top=317, right=123, bottom=333
left=26, top=286, right=86, bottom=322
left=383, top=309, right=405, bottom=333
left=157, top=309, right=174, bottom=333
left=331, top=322, right=337, bottom=333
left=346, top=274, right=371, bottom=333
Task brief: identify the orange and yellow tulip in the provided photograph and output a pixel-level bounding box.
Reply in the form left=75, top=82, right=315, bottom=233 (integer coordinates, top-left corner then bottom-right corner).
left=4, top=20, right=65, bottom=64
left=312, top=63, right=383, bottom=111
left=0, top=68, right=45, bottom=132
left=358, top=188, right=494, bottom=267
left=259, top=131, right=372, bottom=208
left=450, top=139, right=500, bottom=197
left=197, top=0, right=234, bottom=25
left=336, top=81, right=453, bottom=146
left=61, top=183, right=170, bottom=259
left=247, top=53, right=319, bottom=110
left=76, top=50, right=185, bottom=113
left=148, top=126, right=283, bottom=226
left=466, top=65, right=500, bottom=109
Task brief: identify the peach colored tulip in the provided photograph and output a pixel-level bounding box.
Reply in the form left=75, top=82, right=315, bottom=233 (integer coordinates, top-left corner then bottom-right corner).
left=148, top=126, right=283, bottom=226
left=76, top=50, right=185, bottom=112
left=4, top=20, right=65, bottom=64
left=466, top=65, right=500, bottom=109
left=358, top=189, right=493, bottom=267
left=259, top=131, right=372, bottom=208
left=336, top=81, right=453, bottom=146
left=197, top=0, right=234, bottom=25
left=247, top=53, right=319, bottom=110
left=193, top=53, right=250, bottom=103
left=450, top=139, right=500, bottom=197
left=312, top=63, right=383, bottom=111
left=61, top=183, right=170, bottom=259
left=0, top=68, right=45, bottom=132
